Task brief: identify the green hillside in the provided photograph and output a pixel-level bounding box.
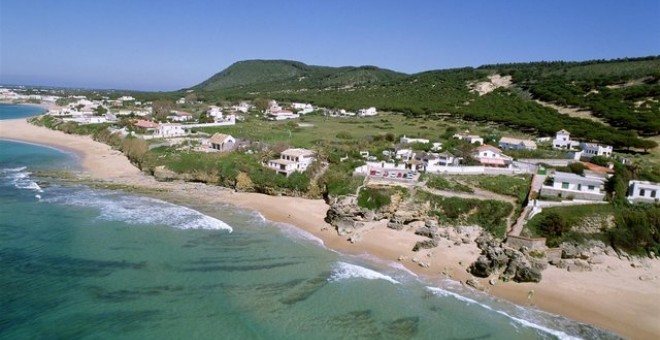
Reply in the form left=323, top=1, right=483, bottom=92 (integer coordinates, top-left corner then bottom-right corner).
left=189, top=56, right=660, bottom=149
left=193, top=59, right=406, bottom=91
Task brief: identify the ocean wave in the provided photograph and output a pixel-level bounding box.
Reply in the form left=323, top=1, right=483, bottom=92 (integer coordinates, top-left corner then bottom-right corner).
left=329, top=262, right=400, bottom=284
left=426, top=287, right=581, bottom=340
left=1, top=167, right=43, bottom=193
left=44, top=190, right=233, bottom=232
left=276, top=222, right=325, bottom=247
left=1, top=166, right=27, bottom=173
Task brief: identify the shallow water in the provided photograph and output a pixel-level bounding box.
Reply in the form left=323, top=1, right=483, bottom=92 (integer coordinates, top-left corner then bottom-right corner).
left=0, top=106, right=618, bottom=339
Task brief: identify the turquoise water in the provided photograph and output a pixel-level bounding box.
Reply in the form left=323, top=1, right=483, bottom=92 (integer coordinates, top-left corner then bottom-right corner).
left=0, top=106, right=617, bottom=339
left=0, top=103, right=46, bottom=119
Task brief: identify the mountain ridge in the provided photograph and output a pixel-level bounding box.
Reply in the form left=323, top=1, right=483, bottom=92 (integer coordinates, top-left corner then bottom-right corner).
left=192, top=59, right=406, bottom=92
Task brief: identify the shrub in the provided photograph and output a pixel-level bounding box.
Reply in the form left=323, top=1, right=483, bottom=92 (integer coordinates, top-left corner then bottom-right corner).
left=357, top=188, right=391, bottom=210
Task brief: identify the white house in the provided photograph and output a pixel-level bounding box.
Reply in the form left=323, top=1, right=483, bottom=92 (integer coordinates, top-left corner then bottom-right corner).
left=134, top=120, right=160, bottom=132
left=358, top=107, right=378, bottom=117
left=156, top=123, right=189, bottom=138
left=400, top=135, right=430, bottom=145
left=498, top=136, right=537, bottom=150
left=266, top=148, right=316, bottom=176
left=473, top=145, right=512, bottom=167
left=268, top=110, right=299, bottom=120
left=176, top=97, right=186, bottom=105
left=540, top=171, right=607, bottom=201
left=208, top=133, right=236, bottom=152
left=454, top=133, right=483, bottom=145
left=170, top=111, right=193, bottom=122
left=232, top=102, right=251, bottom=113
left=627, top=180, right=659, bottom=203
left=118, top=96, right=135, bottom=102
left=291, top=103, right=314, bottom=114
left=208, top=106, right=223, bottom=118
left=552, top=129, right=579, bottom=150
left=579, top=142, right=613, bottom=158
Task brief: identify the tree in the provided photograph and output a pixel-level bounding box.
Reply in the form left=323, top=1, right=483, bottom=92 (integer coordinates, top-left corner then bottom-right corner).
left=254, top=98, right=270, bottom=112
left=94, top=105, right=107, bottom=116
left=152, top=100, right=174, bottom=121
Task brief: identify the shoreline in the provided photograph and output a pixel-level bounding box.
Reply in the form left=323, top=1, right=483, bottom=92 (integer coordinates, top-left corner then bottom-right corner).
left=1, top=117, right=659, bottom=339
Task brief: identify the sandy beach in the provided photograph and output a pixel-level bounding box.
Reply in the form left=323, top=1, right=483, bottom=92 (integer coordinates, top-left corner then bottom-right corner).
left=1, top=117, right=659, bottom=339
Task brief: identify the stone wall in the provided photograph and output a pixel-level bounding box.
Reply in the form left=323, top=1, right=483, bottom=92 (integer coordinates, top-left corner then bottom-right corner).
left=505, top=235, right=547, bottom=250
left=540, top=187, right=605, bottom=201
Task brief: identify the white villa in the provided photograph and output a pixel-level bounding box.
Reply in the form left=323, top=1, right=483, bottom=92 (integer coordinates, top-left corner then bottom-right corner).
left=268, top=109, right=299, bottom=120
left=208, top=133, right=236, bottom=152
left=156, top=123, right=189, bottom=138
left=170, top=111, right=193, bottom=122
left=579, top=142, right=613, bottom=158
left=266, top=148, right=316, bottom=176
left=454, top=133, right=484, bottom=145
left=627, top=180, right=659, bottom=203
left=291, top=102, right=314, bottom=114
left=232, top=102, right=251, bottom=113
left=473, top=145, right=512, bottom=167
left=498, top=136, right=537, bottom=150
left=400, top=135, right=430, bottom=144
left=552, top=129, right=579, bottom=150
left=358, top=107, right=378, bottom=117
left=540, top=170, right=607, bottom=201
left=208, top=106, right=223, bottom=117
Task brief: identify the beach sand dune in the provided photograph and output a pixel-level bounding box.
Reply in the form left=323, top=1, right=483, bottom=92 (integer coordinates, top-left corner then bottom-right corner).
left=1, top=118, right=659, bottom=339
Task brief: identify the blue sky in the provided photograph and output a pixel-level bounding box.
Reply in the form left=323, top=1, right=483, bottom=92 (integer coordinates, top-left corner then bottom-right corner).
left=1, top=0, right=659, bottom=91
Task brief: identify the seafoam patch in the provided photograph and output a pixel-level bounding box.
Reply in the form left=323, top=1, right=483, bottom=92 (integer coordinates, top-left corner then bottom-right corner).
left=328, top=262, right=399, bottom=284
left=44, top=189, right=233, bottom=232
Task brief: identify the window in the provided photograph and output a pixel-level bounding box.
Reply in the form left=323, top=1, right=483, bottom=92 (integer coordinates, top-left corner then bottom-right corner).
left=640, top=189, right=646, bottom=197
left=562, top=182, right=569, bottom=189
left=577, top=184, right=582, bottom=191
left=588, top=185, right=595, bottom=191
left=651, top=191, right=657, bottom=198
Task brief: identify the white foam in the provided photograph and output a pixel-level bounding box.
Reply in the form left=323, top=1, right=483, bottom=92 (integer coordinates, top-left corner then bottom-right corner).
left=45, top=190, right=233, bottom=232
left=387, top=262, right=418, bottom=277
left=1, top=167, right=43, bottom=193
left=1, top=166, right=27, bottom=173
left=276, top=222, right=325, bottom=247
left=426, top=287, right=581, bottom=340
left=329, top=262, right=400, bottom=284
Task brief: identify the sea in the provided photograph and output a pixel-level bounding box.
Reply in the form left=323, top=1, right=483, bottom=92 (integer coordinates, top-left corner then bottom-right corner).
left=0, top=103, right=617, bottom=339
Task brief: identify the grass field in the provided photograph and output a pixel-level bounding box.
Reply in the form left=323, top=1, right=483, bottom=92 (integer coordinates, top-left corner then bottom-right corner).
left=194, top=112, right=538, bottom=150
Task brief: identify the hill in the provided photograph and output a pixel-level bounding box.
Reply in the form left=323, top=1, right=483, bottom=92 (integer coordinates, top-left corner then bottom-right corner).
left=193, top=59, right=406, bottom=92
left=189, top=57, right=660, bottom=149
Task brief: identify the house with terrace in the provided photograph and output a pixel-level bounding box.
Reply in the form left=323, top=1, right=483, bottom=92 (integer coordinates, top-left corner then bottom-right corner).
left=453, top=132, right=484, bottom=145
left=266, top=148, right=316, bottom=176
left=579, top=142, right=613, bottom=158
left=540, top=170, right=607, bottom=201
left=552, top=129, right=579, bottom=150
left=473, top=145, right=513, bottom=168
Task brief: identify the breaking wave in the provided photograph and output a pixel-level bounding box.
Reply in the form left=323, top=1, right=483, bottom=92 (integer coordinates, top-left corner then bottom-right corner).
left=1, top=166, right=43, bottom=193
left=329, top=262, right=399, bottom=284
left=44, top=189, right=233, bottom=232
left=426, top=287, right=582, bottom=340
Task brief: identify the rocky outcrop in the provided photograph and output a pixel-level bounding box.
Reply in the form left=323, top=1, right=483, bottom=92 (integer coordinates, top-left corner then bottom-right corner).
left=325, top=192, right=429, bottom=236
left=468, top=234, right=543, bottom=283
left=324, top=196, right=369, bottom=236
left=153, top=165, right=179, bottom=181
left=412, top=239, right=438, bottom=252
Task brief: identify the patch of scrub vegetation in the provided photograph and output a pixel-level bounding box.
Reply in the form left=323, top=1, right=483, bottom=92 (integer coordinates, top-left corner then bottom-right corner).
left=425, top=175, right=474, bottom=193
left=416, top=191, right=512, bottom=238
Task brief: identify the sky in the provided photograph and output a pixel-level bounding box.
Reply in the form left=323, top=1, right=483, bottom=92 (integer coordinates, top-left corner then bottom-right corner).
left=1, top=0, right=659, bottom=91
